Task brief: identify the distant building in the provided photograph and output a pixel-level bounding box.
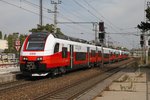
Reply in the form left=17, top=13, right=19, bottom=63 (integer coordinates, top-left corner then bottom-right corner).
left=130, top=49, right=142, bottom=57
left=0, top=39, right=8, bottom=52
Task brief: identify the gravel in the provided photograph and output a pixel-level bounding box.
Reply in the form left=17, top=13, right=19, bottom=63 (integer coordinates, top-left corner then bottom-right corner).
left=0, top=59, right=133, bottom=100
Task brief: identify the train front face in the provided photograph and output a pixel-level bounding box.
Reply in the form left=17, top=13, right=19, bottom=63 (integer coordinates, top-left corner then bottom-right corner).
left=20, top=32, right=52, bottom=76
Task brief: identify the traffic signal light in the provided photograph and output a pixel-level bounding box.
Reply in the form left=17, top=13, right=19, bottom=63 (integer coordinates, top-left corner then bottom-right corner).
left=140, top=41, right=144, bottom=47
left=100, top=39, right=104, bottom=43
left=140, top=34, right=144, bottom=47
left=99, top=22, right=104, bottom=32
left=98, top=32, right=105, bottom=39
left=148, top=39, right=150, bottom=46
left=140, top=34, right=144, bottom=41
left=98, top=33, right=105, bottom=44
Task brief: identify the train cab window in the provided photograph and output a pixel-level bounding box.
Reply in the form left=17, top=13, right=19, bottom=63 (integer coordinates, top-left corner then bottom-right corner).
left=62, top=47, right=68, bottom=58
left=26, top=41, right=45, bottom=51
left=26, top=33, right=48, bottom=51
left=54, top=43, right=59, bottom=53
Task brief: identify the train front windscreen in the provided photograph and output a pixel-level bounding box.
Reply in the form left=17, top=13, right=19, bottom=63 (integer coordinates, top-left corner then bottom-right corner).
left=26, top=33, right=48, bottom=51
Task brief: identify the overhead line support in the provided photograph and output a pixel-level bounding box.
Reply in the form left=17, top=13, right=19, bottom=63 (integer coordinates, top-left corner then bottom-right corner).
left=50, top=0, right=61, bottom=33
left=57, top=21, right=99, bottom=45
left=39, top=0, right=43, bottom=26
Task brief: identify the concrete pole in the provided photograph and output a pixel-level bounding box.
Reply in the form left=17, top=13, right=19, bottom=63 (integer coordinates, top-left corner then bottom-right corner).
left=94, top=23, right=98, bottom=45
left=40, top=0, right=43, bottom=26
left=54, top=3, right=57, bottom=33
left=51, top=0, right=61, bottom=33
left=146, top=32, right=149, bottom=65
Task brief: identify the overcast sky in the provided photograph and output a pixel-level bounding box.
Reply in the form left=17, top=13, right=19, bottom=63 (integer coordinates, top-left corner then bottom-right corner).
left=0, top=0, right=146, bottom=49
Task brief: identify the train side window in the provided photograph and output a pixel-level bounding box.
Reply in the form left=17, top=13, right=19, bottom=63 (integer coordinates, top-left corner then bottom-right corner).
left=110, top=52, right=113, bottom=56
left=104, top=53, right=109, bottom=58
left=98, top=51, right=101, bottom=57
left=62, top=47, right=68, bottom=58
left=54, top=43, right=59, bottom=53
left=75, top=52, right=86, bottom=61
left=91, top=50, right=96, bottom=57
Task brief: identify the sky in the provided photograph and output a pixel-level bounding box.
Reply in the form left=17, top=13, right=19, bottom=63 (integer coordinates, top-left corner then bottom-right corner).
left=0, top=0, right=146, bottom=49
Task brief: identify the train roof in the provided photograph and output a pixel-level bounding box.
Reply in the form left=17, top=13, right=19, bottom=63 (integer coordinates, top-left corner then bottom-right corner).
left=31, top=32, right=90, bottom=44
left=53, top=33, right=89, bottom=44
left=30, top=32, right=129, bottom=53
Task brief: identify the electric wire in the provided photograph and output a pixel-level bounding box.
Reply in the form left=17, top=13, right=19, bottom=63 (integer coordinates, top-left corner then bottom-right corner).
left=0, top=0, right=53, bottom=21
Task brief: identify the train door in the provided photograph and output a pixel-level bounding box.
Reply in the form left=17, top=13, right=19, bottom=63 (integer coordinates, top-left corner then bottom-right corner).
left=87, top=47, right=90, bottom=66
left=70, top=45, right=74, bottom=69
left=96, top=47, right=98, bottom=64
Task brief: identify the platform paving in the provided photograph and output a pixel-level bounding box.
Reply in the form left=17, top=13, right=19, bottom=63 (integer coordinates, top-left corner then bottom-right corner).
left=94, top=68, right=150, bottom=100
left=0, top=65, right=20, bottom=83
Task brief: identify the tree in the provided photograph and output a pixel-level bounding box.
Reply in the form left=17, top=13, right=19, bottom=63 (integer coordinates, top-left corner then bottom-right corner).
left=56, top=28, right=63, bottom=35
left=30, top=24, right=64, bottom=35
left=0, top=31, right=2, bottom=39
left=138, top=7, right=150, bottom=32
left=19, top=34, right=27, bottom=45
left=7, top=34, right=15, bottom=53
left=4, top=34, right=7, bottom=40
left=3, top=33, right=27, bottom=53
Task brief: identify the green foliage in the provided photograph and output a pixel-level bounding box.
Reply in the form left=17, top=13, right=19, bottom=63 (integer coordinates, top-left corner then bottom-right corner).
left=7, top=34, right=15, bottom=53
left=122, top=47, right=128, bottom=51
left=4, top=34, right=7, bottom=40
left=19, top=34, right=27, bottom=45
left=3, top=33, right=27, bottom=53
left=0, top=31, right=2, bottom=39
left=138, top=7, right=150, bottom=32
left=137, top=22, right=150, bottom=32
left=146, top=8, right=150, bottom=20
left=30, top=24, right=64, bottom=35
left=56, top=28, right=63, bottom=35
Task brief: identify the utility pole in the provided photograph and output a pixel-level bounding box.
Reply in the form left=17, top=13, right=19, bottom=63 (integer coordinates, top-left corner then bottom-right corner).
left=39, top=0, right=43, bottom=26
left=145, top=1, right=150, bottom=65
left=58, top=21, right=98, bottom=44
left=93, top=23, right=98, bottom=45
left=51, top=0, right=61, bottom=33
left=98, top=22, right=105, bottom=68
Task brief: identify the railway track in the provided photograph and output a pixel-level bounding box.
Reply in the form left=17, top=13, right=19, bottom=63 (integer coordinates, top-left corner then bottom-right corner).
left=0, top=58, right=136, bottom=100
left=0, top=79, right=29, bottom=91
left=34, top=60, right=136, bottom=100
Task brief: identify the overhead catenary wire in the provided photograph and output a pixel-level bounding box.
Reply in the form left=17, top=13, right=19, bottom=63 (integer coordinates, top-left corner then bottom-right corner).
left=82, top=0, right=123, bottom=31
left=73, top=0, right=118, bottom=33
left=22, top=0, right=91, bottom=32
left=0, top=0, right=89, bottom=33
left=22, top=0, right=51, bottom=12
left=0, top=0, right=53, bottom=21
left=73, top=0, right=102, bottom=21
left=72, top=0, right=135, bottom=47
left=1, top=0, right=138, bottom=49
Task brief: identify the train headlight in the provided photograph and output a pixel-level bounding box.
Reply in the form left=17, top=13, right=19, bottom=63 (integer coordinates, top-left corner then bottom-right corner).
left=23, top=57, right=28, bottom=61
left=37, top=57, right=43, bottom=61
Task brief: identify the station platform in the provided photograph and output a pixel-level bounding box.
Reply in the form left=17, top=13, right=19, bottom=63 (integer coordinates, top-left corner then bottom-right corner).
left=94, top=67, right=150, bottom=100
left=0, top=64, right=20, bottom=83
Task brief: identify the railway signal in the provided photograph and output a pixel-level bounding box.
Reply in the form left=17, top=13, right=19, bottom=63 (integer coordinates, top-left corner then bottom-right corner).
left=99, top=22, right=104, bottom=32
left=148, top=39, right=150, bottom=46
left=98, top=32, right=105, bottom=39
left=140, top=41, right=144, bottom=47
left=98, top=32, right=105, bottom=44
left=140, top=34, right=144, bottom=47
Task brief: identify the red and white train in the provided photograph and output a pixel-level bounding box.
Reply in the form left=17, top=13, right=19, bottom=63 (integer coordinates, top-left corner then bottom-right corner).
left=20, top=32, right=129, bottom=76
